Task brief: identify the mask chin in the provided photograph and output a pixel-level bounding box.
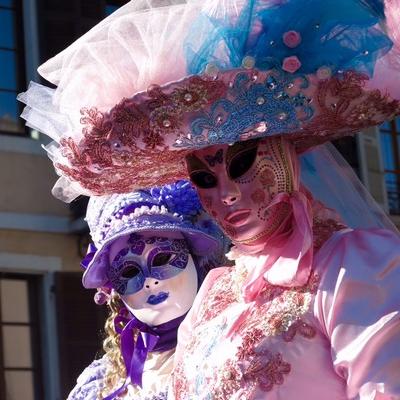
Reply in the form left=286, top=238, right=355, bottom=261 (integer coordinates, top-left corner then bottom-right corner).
left=121, top=256, right=198, bottom=327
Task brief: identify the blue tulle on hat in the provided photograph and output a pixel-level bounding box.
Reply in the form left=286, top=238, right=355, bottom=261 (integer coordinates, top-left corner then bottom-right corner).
left=185, top=0, right=392, bottom=77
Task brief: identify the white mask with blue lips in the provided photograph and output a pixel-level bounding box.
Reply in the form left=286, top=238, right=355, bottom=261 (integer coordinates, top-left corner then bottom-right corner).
left=107, top=231, right=198, bottom=327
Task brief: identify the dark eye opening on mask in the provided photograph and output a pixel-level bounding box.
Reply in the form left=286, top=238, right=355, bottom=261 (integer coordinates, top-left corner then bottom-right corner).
left=152, top=252, right=173, bottom=267
left=189, top=170, right=218, bottom=189
left=121, top=264, right=141, bottom=279
left=228, top=145, right=258, bottom=180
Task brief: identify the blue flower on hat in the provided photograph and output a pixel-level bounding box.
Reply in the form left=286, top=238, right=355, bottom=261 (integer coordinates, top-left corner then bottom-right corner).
left=151, top=180, right=202, bottom=217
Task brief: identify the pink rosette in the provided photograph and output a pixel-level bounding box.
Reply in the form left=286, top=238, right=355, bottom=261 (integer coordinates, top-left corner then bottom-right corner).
left=283, top=30, right=302, bottom=48
left=282, top=56, right=302, bottom=73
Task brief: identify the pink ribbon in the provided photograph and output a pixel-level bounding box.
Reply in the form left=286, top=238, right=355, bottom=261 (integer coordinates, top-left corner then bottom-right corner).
left=241, top=190, right=313, bottom=302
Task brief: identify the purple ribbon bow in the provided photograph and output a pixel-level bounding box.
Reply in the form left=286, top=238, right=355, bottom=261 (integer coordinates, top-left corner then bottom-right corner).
left=80, top=243, right=98, bottom=270
left=104, top=309, right=186, bottom=399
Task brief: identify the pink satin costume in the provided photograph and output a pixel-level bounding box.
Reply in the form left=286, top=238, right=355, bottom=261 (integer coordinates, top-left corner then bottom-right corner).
left=172, top=138, right=400, bottom=400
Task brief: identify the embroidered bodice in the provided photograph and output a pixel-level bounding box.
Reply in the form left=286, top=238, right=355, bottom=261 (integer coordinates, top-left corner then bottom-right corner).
left=172, top=228, right=400, bottom=400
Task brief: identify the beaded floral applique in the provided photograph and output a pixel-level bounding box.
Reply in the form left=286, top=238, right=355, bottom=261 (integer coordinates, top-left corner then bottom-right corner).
left=194, top=269, right=238, bottom=324
left=174, top=268, right=320, bottom=399
left=57, top=76, right=227, bottom=195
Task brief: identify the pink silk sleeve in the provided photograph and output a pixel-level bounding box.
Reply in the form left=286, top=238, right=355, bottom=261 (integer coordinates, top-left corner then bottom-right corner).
left=314, top=229, right=400, bottom=400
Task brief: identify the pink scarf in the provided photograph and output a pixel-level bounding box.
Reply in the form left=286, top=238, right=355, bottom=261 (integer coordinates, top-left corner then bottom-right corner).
left=239, top=189, right=313, bottom=302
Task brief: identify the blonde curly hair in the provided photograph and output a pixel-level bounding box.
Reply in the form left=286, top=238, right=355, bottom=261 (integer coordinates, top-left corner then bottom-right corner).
left=100, top=293, right=128, bottom=399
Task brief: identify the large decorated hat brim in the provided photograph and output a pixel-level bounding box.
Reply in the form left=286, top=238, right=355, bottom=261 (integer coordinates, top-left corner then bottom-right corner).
left=82, top=220, right=220, bottom=289
left=56, top=67, right=400, bottom=196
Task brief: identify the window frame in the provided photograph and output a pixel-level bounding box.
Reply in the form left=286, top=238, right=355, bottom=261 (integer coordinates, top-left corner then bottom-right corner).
left=380, top=120, right=400, bottom=215
left=0, top=0, right=27, bottom=136
left=0, top=272, right=44, bottom=400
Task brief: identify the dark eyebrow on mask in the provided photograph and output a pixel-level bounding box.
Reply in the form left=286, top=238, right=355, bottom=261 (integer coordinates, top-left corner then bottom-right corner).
left=185, top=153, right=213, bottom=173
left=226, top=138, right=259, bottom=166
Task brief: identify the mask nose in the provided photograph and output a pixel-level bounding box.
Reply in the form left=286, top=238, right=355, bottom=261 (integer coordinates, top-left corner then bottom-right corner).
left=222, top=195, right=239, bottom=206
left=144, top=278, right=160, bottom=290
left=220, top=178, right=241, bottom=206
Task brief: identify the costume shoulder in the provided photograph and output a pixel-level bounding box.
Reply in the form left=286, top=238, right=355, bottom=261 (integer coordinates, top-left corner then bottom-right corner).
left=314, top=228, right=400, bottom=399
left=67, top=356, right=110, bottom=400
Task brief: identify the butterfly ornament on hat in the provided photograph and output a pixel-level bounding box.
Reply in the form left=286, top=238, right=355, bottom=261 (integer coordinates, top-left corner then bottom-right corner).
left=19, top=0, right=400, bottom=398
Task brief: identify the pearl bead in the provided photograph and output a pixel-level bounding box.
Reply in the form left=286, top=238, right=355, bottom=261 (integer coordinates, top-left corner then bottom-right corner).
left=163, top=119, right=171, bottom=128
left=278, top=112, right=288, bottom=121
left=242, top=55, right=255, bottom=69
left=256, top=96, right=265, bottom=105
left=184, top=93, right=193, bottom=102
left=255, top=121, right=268, bottom=132
left=205, top=63, right=219, bottom=78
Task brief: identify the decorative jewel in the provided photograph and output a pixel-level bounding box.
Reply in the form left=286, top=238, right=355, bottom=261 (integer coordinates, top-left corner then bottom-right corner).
left=205, top=63, right=219, bottom=78
left=316, top=66, right=332, bottom=80
left=269, top=40, right=275, bottom=46
left=255, top=121, right=268, bottom=133
left=266, top=76, right=277, bottom=90
left=277, top=112, right=288, bottom=121
left=274, top=91, right=287, bottom=99
left=256, top=96, right=265, bottom=105
left=251, top=73, right=258, bottom=81
left=363, top=50, right=369, bottom=55
left=330, top=103, right=337, bottom=109
left=223, top=371, right=232, bottom=379
left=286, top=83, right=294, bottom=89
left=242, top=56, right=256, bottom=69
left=315, top=23, right=320, bottom=29
left=163, top=119, right=172, bottom=128
left=184, top=93, right=193, bottom=102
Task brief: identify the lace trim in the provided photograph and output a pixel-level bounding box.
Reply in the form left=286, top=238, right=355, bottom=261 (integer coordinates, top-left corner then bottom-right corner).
left=56, top=70, right=400, bottom=195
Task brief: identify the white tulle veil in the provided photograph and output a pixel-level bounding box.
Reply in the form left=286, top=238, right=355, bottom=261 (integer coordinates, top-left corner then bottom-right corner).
left=300, top=143, right=398, bottom=232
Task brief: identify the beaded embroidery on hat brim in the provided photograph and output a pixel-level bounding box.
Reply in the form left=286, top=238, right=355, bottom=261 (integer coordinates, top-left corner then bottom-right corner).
left=56, top=68, right=400, bottom=196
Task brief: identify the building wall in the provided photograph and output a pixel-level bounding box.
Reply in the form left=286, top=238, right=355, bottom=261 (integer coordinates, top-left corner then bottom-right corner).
left=0, top=135, right=83, bottom=272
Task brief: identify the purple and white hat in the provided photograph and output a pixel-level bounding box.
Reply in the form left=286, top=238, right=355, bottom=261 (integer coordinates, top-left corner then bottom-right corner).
left=81, top=180, right=226, bottom=289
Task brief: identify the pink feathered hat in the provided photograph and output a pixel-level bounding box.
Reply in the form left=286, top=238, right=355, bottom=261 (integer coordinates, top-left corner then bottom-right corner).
left=18, top=0, right=400, bottom=201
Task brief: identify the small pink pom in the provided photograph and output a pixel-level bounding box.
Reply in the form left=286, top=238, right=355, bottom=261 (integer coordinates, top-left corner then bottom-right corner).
left=282, top=56, right=302, bottom=73
left=94, top=287, right=111, bottom=305
left=283, top=30, right=302, bottom=48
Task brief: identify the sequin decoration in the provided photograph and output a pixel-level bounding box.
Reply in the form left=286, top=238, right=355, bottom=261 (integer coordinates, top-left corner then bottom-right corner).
left=184, top=71, right=307, bottom=147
